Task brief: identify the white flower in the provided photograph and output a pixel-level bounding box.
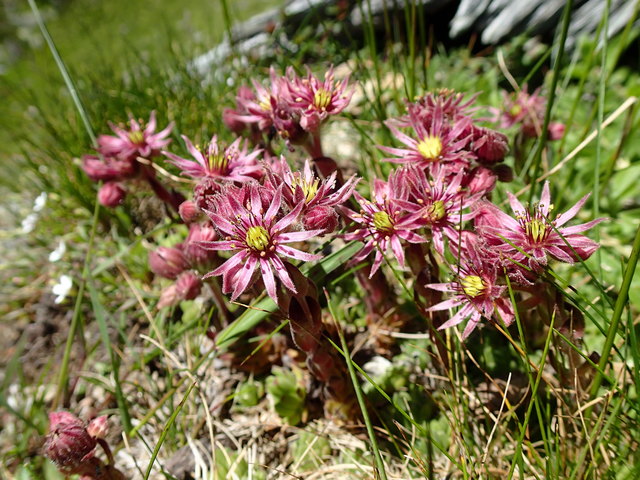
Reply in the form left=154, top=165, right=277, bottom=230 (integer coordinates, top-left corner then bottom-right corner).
left=21, top=192, right=48, bottom=233
left=21, top=213, right=38, bottom=233
left=49, top=240, right=66, bottom=262
left=52, top=275, right=73, bottom=304
left=33, top=192, right=48, bottom=212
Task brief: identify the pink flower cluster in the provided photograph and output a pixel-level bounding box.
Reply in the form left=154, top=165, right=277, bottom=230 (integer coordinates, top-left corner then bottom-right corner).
left=145, top=67, right=356, bottom=307
left=224, top=66, right=352, bottom=156
left=494, top=86, right=565, bottom=140
left=81, top=111, right=182, bottom=209
left=187, top=158, right=355, bottom=304
left=342, top=89, right=602, bottom=338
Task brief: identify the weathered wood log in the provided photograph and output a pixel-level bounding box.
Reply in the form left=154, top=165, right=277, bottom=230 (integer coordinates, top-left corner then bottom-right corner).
left=192, top=0, right=638, bottom=74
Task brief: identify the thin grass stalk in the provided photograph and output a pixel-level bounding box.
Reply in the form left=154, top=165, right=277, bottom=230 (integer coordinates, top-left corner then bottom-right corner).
left=593, top=0, right=611, bottom=282
left=361, top=0, right=386, bottom=123
left=27, top=0, right=96, bottom=145
left=143, top=382, right=197, bottom=480
left=88, top=282, right=132, bottom=432
left=219, top=0, right=235, bottom=48
left=507, top=309, right=556, bottom=480
left=327, top=293, right=388, bottom=480
left=606, top=0, right=640, bottom=79
left=28, top=0, right=104, bottom=408
left=54, top=196, right=101, bottom=409
left=527, top=0, right=573, bottom=203
left=404, top=0, right=417, bottom=100
left=568, top=390, right=616, bottom=479
left=589, top=220, right=640, bottom=399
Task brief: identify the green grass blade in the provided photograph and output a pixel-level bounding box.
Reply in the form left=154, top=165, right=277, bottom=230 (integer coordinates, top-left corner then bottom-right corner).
left=87, top=281, right=132, bottom=432
left=590, top=220, right=640, bottom=398
left=143, top=382, right=196, bottom=480
left=326, top=291, right=388, bottom=480
left=27, top=0, right=96, bottom=144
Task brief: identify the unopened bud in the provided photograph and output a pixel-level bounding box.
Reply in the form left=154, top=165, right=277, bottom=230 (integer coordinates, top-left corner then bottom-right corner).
left=148, top=246, right=189, bottom=279
left=303, top=206, right=339, bottom=233
left=176, top=271, right=202, bottom=300
left=86, top=416, right=108, bottom=440
left=157, top=272, right=202, bottom=308
left=98, top=182, right=126, bottom=208
left=472, top=127, right=509, bottom=164
left=179, top=200, right=202, bottom=224
left=44, top=411, right=96, bottom=471
left=193, top=178, right=221, bottom=210
left=184, top=224, right=218, bottom=266
left=465, top=167, right=497, bottom=195
left=82, top=155, right=135, bottom=182
left=547, top=122, right=565, bottom=141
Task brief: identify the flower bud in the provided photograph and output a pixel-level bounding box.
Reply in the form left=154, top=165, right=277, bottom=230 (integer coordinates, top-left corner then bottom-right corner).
left=82, top=155, right=135, bottom=182
left=86, top=416, right=108, bottom=440
left=148, top=246, right=189, bottom=279
left=44, top=411, right=96, bottom=471
left=472, top=127, right=509, bottom=164
left=157, top=272, right=202, bottom=309
left=98, top=182, right=126, bottom=208
left=547, top=122, right=565, bottom=141
left=300, top=112, right=322, bottom=133
left=465, top=167, right=497, bottom=195
left=303, top=206, right=339, bottom=233
left=178, top=200, right=202, bottom=224
left=176, top=271, right=202, bottom=300
left=184, top=224, right=218, bottom=266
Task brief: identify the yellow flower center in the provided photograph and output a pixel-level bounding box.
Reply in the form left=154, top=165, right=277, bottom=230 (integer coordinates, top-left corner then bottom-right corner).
left=525, top=219, right=548, bottom=243
left=207, top=153, right=229, bottom=174
left=461, top=275, right=486, bottom=298
left=417, top=135, right=442, bottom=161
left=509, top=104, right=523, bottom=117
left=245, top=226, right=270, bottom=251
left=373, top=211, right=394, bottom=233
left=128, top=131, right=144, bottom=144
left=292, top=175, right=320, bottom=203
left=426, top=201, right=445, bottom=222
left=313, top=88, right=332, bottom=110
left=258, top=95, right=271, bottom=112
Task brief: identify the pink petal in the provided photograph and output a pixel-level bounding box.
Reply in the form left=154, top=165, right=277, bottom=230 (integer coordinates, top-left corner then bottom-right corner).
left=554, top=193, right=590, bottom=227
left=507, top=192, right=526, bottom=216
left=539, top=181, right=551, bottom=215
left=146, top=111, right=157, bottom=133
left=270, top=256, right=296, bottom=293
left=208, top=250, right=248, bottom=277
left=264, top=186, right=283, bottom=224
left=260, top=258, right=277, bottom=302
left=558, top=217, right=605, bottom=234
left=277, top=245, right=322, bottom=261
left=182, top=135, right=206, bottom=168
left=438, top=304, right=472, bottom=330
left=427, top=297, right=464, bottom=311
left=277, top=229, right=324, bottom=243
left=231, top=256, right=257, bottom=300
